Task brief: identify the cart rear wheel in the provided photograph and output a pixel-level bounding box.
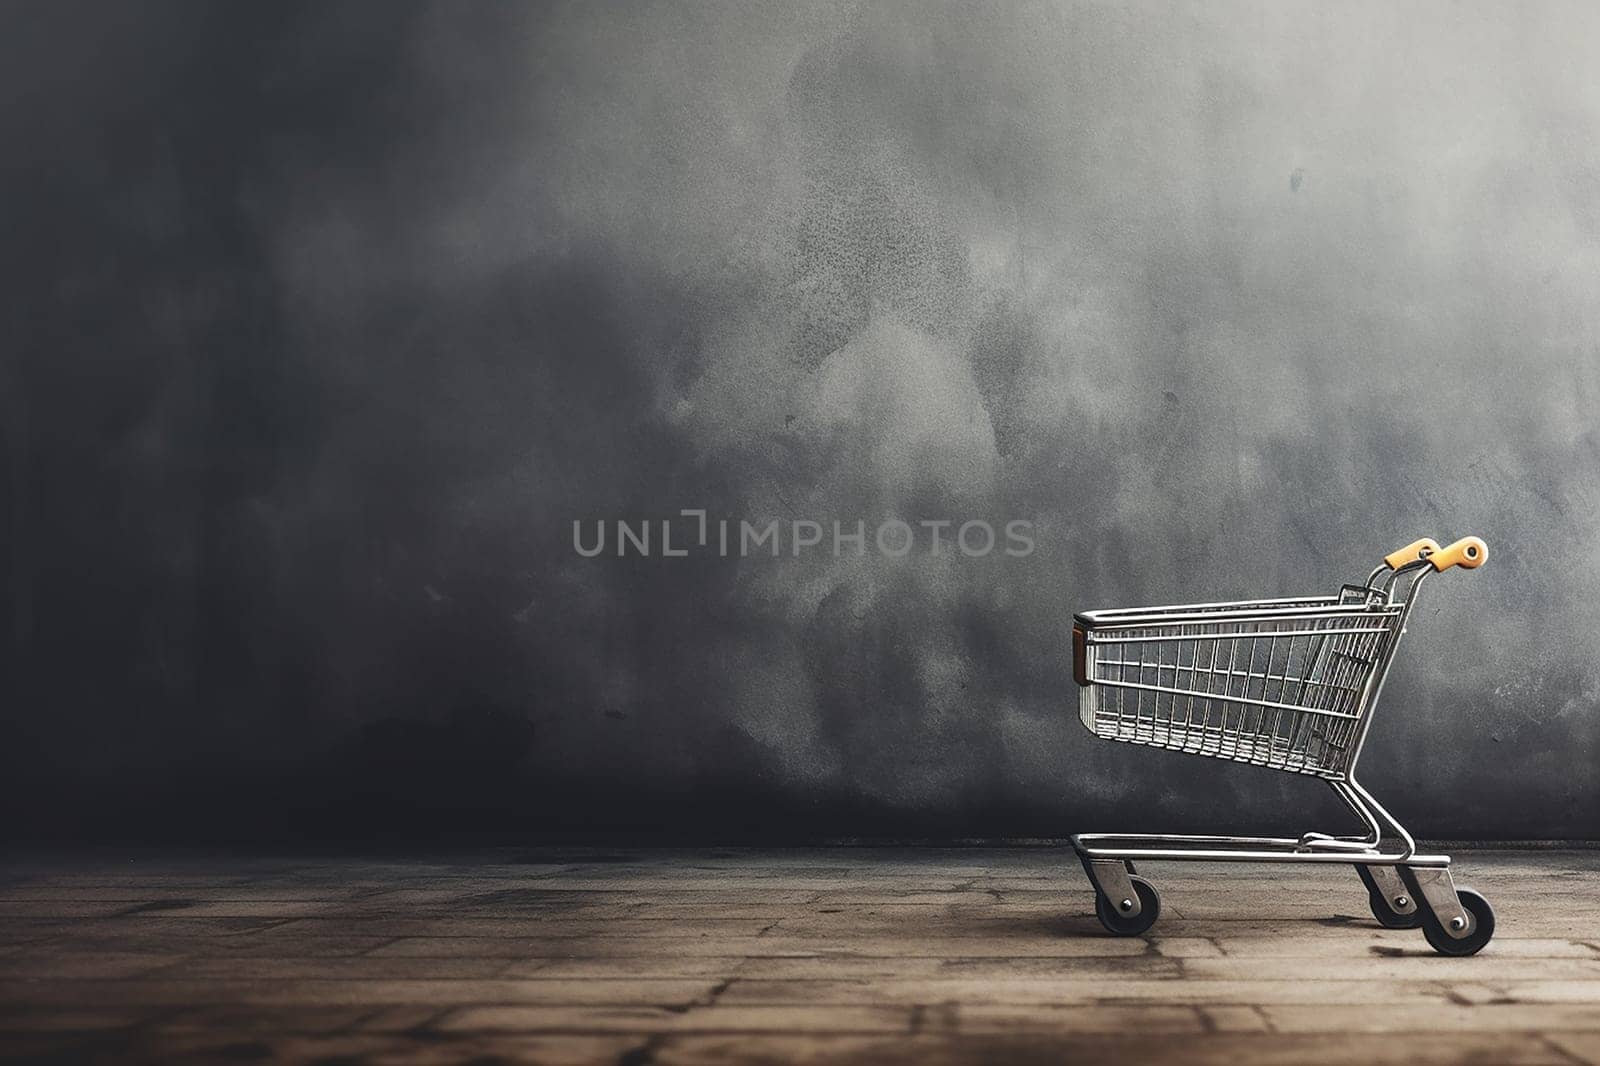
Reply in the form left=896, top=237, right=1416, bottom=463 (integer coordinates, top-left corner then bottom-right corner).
left=1420, top=887, right=1494, bottom=957
left=1094, top=875, right=1160, bottom=936
left=1355, top=865, right=1421, bottom=929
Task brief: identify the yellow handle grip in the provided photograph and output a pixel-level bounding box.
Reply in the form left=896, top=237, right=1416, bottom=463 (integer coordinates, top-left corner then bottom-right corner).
left=1429, top=536, right=1487, bottom=571
left=1383, top=538, right=1440, bottom=570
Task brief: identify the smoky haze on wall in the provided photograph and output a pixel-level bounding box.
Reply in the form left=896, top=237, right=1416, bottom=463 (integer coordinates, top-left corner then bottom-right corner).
left=2, top=0, right=1596, bottom=842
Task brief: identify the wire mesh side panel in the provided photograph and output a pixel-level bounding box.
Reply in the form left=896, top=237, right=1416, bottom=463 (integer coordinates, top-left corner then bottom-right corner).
left=1078, top=605, right=1401, bottom=778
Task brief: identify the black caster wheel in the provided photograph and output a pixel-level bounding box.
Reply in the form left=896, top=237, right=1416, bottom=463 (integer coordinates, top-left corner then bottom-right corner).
left=1095, top=875, right=1161, bottom=936
left=1418, top=887, right=1495, bottom=957
left=1355, top=865, right=1421, bottom=929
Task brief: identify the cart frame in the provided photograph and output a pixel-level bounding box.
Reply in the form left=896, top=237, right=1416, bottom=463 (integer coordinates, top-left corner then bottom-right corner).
left=1069, top=535, right=1494, bottom=955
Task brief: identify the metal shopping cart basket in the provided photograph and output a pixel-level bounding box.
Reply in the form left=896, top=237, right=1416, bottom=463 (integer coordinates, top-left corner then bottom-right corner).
left=1070, top=535, right=1494, bottom=955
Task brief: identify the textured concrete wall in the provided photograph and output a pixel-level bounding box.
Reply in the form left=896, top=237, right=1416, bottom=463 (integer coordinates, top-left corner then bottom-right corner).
left=3, top=1, right=1596, bottom=840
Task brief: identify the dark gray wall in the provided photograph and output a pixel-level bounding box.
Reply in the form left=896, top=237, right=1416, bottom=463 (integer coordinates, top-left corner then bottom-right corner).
left=3, top=1, right=1596, bottom=841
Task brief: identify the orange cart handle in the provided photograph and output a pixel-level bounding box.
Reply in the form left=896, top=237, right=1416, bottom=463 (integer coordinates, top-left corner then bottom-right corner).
left=1382, top=538, right=1440, bottom=570
left=1428, top=536, right=1488, bottom=571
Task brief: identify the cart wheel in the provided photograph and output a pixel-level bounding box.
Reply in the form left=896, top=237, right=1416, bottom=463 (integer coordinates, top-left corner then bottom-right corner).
left=1095, top=875, right=1160, bottom=936
left=1419, top=888, right=1495, bottom=957
left=1354, top=865, right=1421, bottom=929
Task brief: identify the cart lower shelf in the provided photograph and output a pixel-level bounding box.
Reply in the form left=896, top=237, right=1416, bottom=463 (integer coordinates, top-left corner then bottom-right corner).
left=1071, top=832, right=1496, bottom=956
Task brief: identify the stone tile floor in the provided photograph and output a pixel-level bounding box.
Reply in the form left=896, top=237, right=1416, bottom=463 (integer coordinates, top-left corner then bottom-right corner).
left=0, top=848, right=1596, bottom=1063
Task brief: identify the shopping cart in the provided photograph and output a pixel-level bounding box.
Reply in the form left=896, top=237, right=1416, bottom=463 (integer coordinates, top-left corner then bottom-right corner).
left=1070, top=535, right=1494, bottom=955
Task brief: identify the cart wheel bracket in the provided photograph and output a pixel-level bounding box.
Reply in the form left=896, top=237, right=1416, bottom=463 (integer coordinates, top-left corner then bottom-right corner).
left=1402, top=866, right=1470, bottom=937
left=1084, top=858, right=1142, bottom=918
left=1363, top=865, right=1418, bottom=916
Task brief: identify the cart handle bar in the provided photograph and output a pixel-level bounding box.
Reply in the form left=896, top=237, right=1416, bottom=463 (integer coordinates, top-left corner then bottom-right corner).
left=1381, top=536, right=1488, bottom=573
left=1428, top=536, right=1487, bottom=571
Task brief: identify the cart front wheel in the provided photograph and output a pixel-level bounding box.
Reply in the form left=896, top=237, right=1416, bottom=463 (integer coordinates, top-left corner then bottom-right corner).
left=1095, top=875, right=1161, bottom=936
left=1421, top=887, right=1494, bottom=957
left=1355, top=865, right=1421, bottom=929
